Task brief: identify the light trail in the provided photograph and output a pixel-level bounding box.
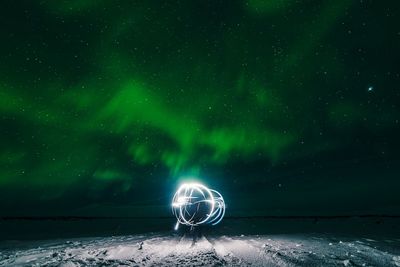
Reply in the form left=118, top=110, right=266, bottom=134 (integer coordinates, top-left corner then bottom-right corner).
left=172, top=183, right=225, bottom=230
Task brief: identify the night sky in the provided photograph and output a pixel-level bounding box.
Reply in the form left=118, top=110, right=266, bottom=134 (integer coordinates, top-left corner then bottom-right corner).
left=0, top=0, right=399, bottom=217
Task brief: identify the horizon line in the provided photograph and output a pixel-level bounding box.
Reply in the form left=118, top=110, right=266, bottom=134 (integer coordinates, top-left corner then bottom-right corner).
left=1, top=214, right=400, bottom=220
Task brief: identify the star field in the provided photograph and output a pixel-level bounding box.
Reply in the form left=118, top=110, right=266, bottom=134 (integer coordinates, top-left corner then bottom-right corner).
left=0, top=0, right=399, bottom=217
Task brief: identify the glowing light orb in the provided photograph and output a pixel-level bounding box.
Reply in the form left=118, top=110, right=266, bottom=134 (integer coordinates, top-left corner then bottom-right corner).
left=172, top=183, right=225, bottom=230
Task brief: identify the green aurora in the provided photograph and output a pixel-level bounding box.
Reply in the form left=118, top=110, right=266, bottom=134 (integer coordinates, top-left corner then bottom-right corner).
left=0, top=0, right=399, bottom=216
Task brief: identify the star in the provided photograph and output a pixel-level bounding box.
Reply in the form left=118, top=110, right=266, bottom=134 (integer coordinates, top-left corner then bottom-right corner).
left=367, top=86, right=374, bottom=92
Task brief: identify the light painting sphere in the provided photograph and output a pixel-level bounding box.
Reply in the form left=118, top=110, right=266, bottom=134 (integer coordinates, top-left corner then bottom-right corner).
left=172, top=183, right=225, bottom=229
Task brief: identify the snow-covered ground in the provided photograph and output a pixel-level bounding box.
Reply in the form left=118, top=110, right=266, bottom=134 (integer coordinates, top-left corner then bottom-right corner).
left=1, top=232, right=399, bottom=266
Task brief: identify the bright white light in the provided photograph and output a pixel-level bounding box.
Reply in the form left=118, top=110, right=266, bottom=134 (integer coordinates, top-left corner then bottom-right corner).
left=172, top=182, right=225, bottom=230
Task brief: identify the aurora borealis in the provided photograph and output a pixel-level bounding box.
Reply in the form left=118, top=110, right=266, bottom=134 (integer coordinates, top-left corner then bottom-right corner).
left=0, top=0, right=399, bottom=217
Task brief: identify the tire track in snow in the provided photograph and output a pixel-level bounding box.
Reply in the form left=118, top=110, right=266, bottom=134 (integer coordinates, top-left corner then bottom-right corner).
left=207, top=235, right=281, bottom=266
left=154, top=234, right=226, bottom=266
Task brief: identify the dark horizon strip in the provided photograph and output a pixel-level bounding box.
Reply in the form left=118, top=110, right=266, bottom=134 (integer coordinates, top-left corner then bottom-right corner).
left=1, top=215, right=400, bottom=221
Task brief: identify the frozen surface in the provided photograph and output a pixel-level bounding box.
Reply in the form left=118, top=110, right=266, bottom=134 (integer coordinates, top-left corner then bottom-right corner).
left=1, top=232, right=400, bottom=266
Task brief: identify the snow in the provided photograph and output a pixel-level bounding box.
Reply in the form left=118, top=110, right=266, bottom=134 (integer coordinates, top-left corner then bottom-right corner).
left=394, top=256, right=400, bottom=267
left=0, top=233, right=399, bottom=266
